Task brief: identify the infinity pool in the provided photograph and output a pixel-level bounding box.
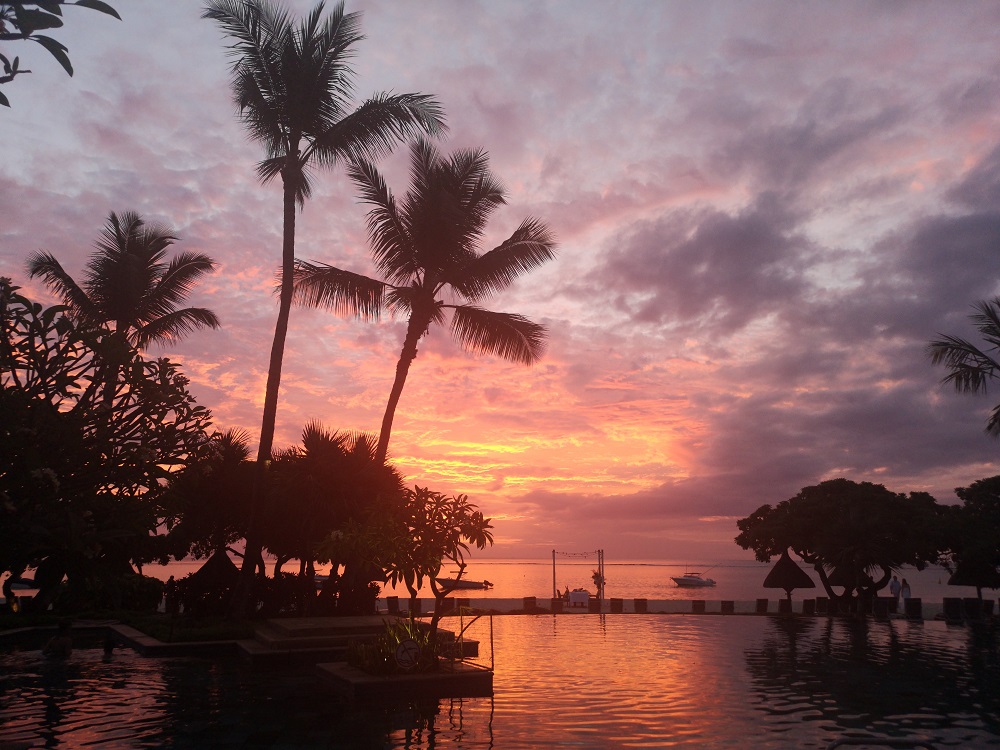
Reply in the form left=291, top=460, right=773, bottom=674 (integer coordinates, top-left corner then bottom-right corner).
left=2, top=615, right=998, bottom=748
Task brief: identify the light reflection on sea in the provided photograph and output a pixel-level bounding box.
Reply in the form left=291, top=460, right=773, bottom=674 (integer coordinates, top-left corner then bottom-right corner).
left=2, top=616, right=999, bottom=748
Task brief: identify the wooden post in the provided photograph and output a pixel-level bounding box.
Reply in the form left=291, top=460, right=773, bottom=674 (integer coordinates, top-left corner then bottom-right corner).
left=552, top=549, right=557, bottom=600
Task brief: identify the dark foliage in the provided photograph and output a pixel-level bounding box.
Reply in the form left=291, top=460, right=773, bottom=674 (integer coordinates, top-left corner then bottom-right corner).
left=1, top=279, right=212, bottom=612
left=0, top=1, right=120, bottom=106
left=735, top=478, right=946, bottom=602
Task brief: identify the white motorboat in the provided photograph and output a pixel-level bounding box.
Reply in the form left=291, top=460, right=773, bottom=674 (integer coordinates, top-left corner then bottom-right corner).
left=671, top=572, right=716, bottom=588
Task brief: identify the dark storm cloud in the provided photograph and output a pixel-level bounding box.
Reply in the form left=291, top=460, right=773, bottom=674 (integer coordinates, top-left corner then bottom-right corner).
left=947, top=143, right=1000, bottom=214
left=560, top=123, right=1000, bottom=541
left=597, top=193, right=809, bottom=334
left=715, top=79, right=911, bottom=191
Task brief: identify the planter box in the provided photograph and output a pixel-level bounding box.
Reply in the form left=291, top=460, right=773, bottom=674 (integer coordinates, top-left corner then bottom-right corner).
left=317, top=660, right=493, bottom=701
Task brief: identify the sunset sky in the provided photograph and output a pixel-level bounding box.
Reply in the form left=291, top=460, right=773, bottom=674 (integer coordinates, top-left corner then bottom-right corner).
left=4, top=1, right=1000, bottom=563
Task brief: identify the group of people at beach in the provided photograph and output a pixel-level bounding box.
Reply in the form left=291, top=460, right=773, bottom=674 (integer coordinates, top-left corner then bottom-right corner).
left=888, top=575, right=911, bottom=605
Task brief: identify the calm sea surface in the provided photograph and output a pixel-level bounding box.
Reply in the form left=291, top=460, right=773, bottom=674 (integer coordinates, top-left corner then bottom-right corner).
left=2, top=616, right=999, bottom=748
left=149, top=557, right=989, bottom=603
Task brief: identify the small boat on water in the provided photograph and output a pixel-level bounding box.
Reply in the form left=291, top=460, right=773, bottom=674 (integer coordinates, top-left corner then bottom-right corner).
left=671, top=572, right=716, bottom=588
left=435, top=577, right=493, bottom=590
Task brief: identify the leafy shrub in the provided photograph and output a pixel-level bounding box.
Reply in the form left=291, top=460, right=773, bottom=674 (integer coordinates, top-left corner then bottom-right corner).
left=59, top=573, right=164, bottom=613
left=347, top=618, right=441, bottom=675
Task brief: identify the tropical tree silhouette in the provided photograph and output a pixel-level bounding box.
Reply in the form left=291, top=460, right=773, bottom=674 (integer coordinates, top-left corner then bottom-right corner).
left=27, top=210, right=219, bottom=348
left=163, top=428, right=255, bottom=563
left=26, top=210, right=219, bottom=404
left=735, top=478, right=945, bottom=604
left=203, top=0, right=446, bottom=599
left=1, top=279, right=213, bottom=610
left=267, top=421, right=404, bottom=614
left=293, top=138, right=557, bottom=463
left=928, top=297, right=1000, bottom=435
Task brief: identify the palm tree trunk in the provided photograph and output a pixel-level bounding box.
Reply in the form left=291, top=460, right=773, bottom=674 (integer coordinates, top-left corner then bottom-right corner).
left=231, top=174, right=298, bottom=616
left=376, top=313, right=428, bottom=464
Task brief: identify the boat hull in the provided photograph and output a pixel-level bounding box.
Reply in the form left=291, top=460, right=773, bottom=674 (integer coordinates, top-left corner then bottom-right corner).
left=436, top=578, right=493, bottom=590
left=671, top=576, right=716, bottom=588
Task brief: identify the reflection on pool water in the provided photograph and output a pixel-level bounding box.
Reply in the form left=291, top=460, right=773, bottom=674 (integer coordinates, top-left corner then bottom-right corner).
left=2, top=616, right=999, bottom=748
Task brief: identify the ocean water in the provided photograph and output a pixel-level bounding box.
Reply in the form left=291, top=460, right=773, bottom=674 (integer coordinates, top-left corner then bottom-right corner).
left=147, top=557, right=988, bottom=603
left=2, top=616, right=998, bottom=748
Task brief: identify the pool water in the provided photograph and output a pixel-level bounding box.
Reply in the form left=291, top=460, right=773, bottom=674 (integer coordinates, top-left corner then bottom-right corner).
left=2, top=615, right=998, bottom=748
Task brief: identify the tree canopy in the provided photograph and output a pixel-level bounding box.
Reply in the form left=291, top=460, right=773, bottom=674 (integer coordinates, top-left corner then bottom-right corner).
left=293, top=138, right=556, bottom=463
left=943, top=475, right=1000, bottom=598
left=27, top=210, right=220, bottom=351
left=1, top=279, right=212, bottom=609
left=735, top=478, right=946, bottom=601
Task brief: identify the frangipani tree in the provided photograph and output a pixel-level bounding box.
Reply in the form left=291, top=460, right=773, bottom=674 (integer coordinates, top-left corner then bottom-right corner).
left=382, top=486, right=493, bottom=640
left=293, top=138, right=556, bottom=463
left=1, top=279, right=212, bottom=610
left=0, top=0, right=121, bottom=107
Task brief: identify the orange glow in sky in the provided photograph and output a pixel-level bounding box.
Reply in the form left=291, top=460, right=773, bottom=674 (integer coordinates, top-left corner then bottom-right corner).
left=5, top=2, right=1000, bottom=562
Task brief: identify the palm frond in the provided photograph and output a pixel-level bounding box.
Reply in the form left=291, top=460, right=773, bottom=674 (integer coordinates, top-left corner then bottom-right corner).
left=449, top=217, right=556, bottom=300
left=256, top=155, right=285, bottom=185
left=301, top=420, right=349, bottom=455
left=384, top=286, right=416, bottom=318
left=204, top=1, right=292, bottom=147
left=927, top=334, right=1000, bottom=394
left=308, top=92, right=447, bottom=167
left=449, top=305, right=547, bottom=365
left=291, top=260, right=388, bottom=320
left=296, top=3, right=362, bottom=129
left=213, top=427, right=253, bottom=463
left=134, top=308, right=221, bottom=349
left=347, top=158, right=415, bottom=283
left=143, top=251, right=219, bottom=320
left=987, top=403, right=1000, bottom=437
left=346, top=430, right=379, bottom=462
left=971, top=298, right=1000, bottom=347
left=25, top=251, right=98, bottom=321
left=403, top=140, right=510, bottom=281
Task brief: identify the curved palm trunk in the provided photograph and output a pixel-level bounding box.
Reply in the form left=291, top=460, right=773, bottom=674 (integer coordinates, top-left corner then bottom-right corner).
left=376, top=313, right=429, bottom=464
left=231, top=174, right=298, bottom=616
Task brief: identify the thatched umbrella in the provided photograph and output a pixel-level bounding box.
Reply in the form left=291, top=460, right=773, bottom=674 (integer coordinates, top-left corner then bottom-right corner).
left=178, top=550, right=241, bottom=616
left=947, top=562, right=1000, bottom=601
left=187, top=550, right=240, bottom=588
left=764, top=550, right=816, bottom=601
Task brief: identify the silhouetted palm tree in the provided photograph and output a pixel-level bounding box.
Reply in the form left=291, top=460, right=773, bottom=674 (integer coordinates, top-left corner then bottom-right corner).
left=203, top=0, right=445, bottom=461
left=203, top=0, right=445, bottom=598
left=27, top=210, right=219, bottom=348
left=293, top=139, right=556, bottom=463
left=928, top=298, right=1000, bottom=435
left=164, top=428, right=255, bottom=562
